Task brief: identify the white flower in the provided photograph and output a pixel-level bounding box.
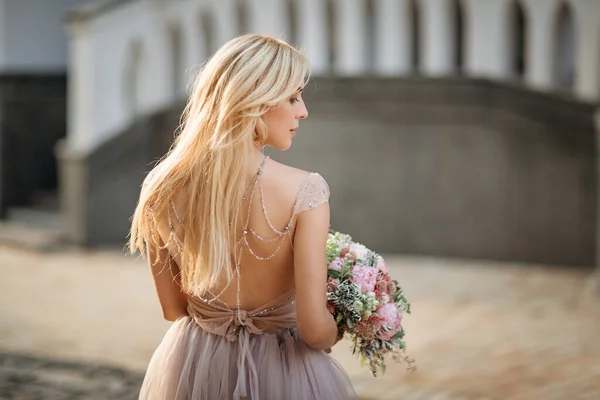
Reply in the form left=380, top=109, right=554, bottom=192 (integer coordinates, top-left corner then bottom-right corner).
left=350, top=243, right=368, bottom=261
left=376, top=257, right=389, bottom=274
left=362, top=292, right=380, bottom=312
left=353, top=299, right=364, bottom=314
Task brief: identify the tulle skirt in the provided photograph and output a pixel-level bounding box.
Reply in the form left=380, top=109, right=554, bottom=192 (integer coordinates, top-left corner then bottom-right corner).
left=139, top=317, right=357, bottom=399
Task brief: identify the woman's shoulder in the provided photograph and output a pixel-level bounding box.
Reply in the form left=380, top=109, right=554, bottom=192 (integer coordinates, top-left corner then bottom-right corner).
left=266, top=159, right=329, bottom=213
left=267, top=159, right=327, bottom=189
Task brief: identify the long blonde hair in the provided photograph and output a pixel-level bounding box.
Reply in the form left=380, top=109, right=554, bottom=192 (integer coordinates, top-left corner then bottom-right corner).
left=129, top=34, right=310, bottom=296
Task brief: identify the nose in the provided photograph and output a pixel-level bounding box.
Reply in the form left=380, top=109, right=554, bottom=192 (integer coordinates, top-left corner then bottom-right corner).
left=297, top=103, right=308, bottom=120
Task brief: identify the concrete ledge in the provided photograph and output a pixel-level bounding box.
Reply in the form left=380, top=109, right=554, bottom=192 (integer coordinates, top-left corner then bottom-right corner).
left=67, top=0, right=142, bottom=22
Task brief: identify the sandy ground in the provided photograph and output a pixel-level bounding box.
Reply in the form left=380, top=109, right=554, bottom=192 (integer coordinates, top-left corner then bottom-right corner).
left=1, top=245, right=599, bottom=399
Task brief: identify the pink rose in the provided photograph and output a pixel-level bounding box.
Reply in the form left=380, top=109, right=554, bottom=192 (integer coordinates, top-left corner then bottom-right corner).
left=350, top=264, right=378, bottom=293
left=328, top=257, right=343, bottom=271
left=376, top=258, right=389, bottom=275
left=326, top=277, right=340, bottom=292
left=341, top=247, right=358, bottom=262
left=374, top=275, right=391, bottom=303
left=378, top=293, right=390, bottom=304
left=376, top=303, right=402, bottom=340
left=388, top=281, right=397, bottom=296
left=375, top=274, right=391, bottom=289
left=340, top=247, right=350, bottom=257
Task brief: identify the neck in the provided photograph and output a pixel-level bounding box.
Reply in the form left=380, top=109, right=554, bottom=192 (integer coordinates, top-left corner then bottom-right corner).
left=248, top=144, right=267, bottom=177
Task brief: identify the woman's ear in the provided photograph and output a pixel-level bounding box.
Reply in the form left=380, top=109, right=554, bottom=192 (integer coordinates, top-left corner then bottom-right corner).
left=253, top=118, right=268, bottom=146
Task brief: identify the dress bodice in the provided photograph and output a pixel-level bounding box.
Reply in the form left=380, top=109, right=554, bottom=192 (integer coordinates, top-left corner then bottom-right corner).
left=187, top=289, right=297, bottom=342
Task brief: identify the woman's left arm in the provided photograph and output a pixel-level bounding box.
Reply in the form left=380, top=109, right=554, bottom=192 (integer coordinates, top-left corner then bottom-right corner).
left=146, top=240, right=189, bottom=321
left=146, top=196, right=189, bottom=321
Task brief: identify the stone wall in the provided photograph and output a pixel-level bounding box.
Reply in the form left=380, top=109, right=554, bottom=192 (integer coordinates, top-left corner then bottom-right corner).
left=59, top=78, right=598, bottom=266
left=57, top=104, right=183, bottom=246
left=0, top=74, right=67, bottom=217
left=273, top=78, right=596, bottom=266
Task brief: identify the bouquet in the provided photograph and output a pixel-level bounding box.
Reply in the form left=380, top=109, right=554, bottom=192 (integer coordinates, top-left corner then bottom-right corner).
left=326, top=231, right=415, bottom=376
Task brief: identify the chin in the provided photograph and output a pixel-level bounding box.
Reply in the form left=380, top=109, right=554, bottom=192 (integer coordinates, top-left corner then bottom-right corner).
left=270, top=141, right=292, bottom=151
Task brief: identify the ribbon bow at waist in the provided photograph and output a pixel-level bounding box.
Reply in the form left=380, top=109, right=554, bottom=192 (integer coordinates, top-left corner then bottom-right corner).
left=187, top=295, right=296, bottom=399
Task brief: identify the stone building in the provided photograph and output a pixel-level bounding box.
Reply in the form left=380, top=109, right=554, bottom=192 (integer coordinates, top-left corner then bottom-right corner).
left=2, top=0, right=600, bottom=270
left=0, top=0, right=92, bottom=218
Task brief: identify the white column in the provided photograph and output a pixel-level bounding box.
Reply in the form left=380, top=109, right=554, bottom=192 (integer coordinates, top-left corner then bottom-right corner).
left=182, top=9, right=202, bottom=65
left=0, top=0, right=6, bottom=68
left=247, top=0, right=287, bottom=40
left=521, top=0, right=561, bottom=90
left=143, top=18, right=173, bottom=115
left=462, top=0, right=514, bottom=79
left=333, top=0, right=368, bottom=76
left=212, top=0, right=238, bottom=48
left=373, top=0, right=414, bottom=75
left=595, top=108, right=600, bottom=288
left=165, top=23, right=186, bottom=99
left=420, top=0, right=457, bottom=76
left=297, top=0, right=328, bottom=75
left=66, top=19, right=93, bottom=151
left=61, top=17, right=93, bottom=244
left=196, top=2, right=215, bottom=60
left=178, top=13, right=202, bottom=96
left=571, top=0, right=600, bottom=100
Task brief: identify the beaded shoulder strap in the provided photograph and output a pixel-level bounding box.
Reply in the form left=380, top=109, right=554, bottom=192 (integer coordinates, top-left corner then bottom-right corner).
left=292, top=173, right=330, bottom=215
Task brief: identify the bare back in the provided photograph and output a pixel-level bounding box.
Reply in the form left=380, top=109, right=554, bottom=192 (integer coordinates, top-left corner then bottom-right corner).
left=204, top=156, right=329, bottom=310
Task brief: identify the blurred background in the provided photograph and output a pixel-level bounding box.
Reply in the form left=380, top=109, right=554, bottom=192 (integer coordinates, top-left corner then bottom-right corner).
left=0, top=0, right=599, bottom=399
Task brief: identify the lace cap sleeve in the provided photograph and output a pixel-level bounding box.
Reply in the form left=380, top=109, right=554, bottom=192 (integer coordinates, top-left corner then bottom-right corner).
left=292, top=173, right=330, bottom=215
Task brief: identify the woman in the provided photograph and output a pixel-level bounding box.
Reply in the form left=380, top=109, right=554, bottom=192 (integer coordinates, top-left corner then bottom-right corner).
left=129, top=34, right=357, bottom=399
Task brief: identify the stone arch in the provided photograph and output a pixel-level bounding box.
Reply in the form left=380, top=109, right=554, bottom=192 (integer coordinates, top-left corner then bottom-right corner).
left=453, top=0, right=465, bottom=73
left=325, top=0, right=338, bottom=73
left=199, top=8, right=216, bottom=60
left=286, top=0, right=299, bottom=46
left=553, top=1, right=576, bottom=90
left=168, top=23, right=186, bottom=98
left=510, top=0, right=527, bottom=78
left=123, top=39, right=146, bottom=118
left=410, top=0, right=420, bottom=73
left=597, top=23, right=600, bottom=97
left=236, top=0, right=250, bottom=35
left=365, top=0, right=376, bottom=73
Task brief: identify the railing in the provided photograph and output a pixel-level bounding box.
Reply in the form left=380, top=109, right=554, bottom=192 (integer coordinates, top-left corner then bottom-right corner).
left=65, top=0, right=600, bottom=152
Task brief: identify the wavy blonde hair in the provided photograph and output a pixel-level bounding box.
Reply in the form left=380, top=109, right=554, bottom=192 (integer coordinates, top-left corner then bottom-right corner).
left=129, top=34, right=310, bottom=296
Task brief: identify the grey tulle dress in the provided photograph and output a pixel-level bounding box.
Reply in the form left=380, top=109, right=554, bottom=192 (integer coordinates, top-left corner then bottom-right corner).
left=138, top=162, right=358, bottom=399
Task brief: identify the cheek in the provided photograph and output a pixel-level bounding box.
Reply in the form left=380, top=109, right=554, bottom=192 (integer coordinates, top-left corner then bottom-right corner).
left=262, top=104, right=293, bottom=139
left=268, top=115, right=286, bottom=134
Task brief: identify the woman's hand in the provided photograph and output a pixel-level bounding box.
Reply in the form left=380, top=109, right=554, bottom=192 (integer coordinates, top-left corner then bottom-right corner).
left=324, top=334, right=344, bottom=354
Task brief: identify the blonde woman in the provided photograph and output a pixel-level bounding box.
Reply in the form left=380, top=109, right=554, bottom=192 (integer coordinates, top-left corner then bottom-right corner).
left=129, top=34, right=357, bottom=399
